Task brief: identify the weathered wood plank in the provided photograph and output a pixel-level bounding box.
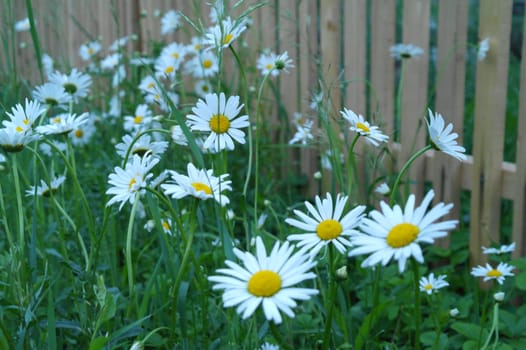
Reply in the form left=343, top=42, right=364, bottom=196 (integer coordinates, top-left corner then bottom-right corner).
left=470, top=0, right=513, bottom=266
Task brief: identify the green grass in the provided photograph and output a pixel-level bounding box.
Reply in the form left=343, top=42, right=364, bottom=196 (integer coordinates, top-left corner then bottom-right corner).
left=0, top=1, right=525, bottom=349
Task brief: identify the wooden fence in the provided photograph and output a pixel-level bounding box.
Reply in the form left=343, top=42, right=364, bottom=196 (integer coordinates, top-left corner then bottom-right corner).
left=3, top=0, right=526, bottom=264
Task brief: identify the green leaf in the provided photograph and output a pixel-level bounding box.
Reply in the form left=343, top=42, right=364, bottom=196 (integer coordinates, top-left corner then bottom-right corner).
left=88, top=336, right=108, bottom=350
left=354, top=302, right=390, bottom=350
left=462, top=340, right=480, bottom=350
left=98, top=293, right=116, bottom=325
left=451, top=321, right=486, bottom=341
left=515, top=271, right=526, bottom=291
left=420, top=331, right=448, bottom=348
left=495, top=344, right=514, bottom=350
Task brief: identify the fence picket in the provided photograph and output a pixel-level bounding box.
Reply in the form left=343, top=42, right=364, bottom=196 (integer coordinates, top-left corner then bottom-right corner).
left=513, top=3, right=526, bottom=259
left=470, top=0, right=513, bottom=266
left=400, top=0, right=430, bottom=200
left=433, top=0, right=469, bottom=242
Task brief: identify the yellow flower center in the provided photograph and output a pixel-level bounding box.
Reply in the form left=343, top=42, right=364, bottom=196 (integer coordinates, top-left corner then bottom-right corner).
left=209, top=114, right=230, bottom=134
left=487, top=269, right=502, bottom=278
left=15, top=126, right=24, bottom=133
left=223, top=33, right=234, bottom=45
left=23, top=119, right=30, bottom=125
left=128, top=177, right=137, bottom=190
left=247, top=270, right=281, bottom=297
left=194, top=44, right=202, bottom=50
left=165, top=66, right=174, bottom=74
left=162, top=220, right=171, bottom=231
left=53, top=117, right=62, bottom=123
left=147, top=82, right=155, bottom=90
left=74, top=129, right=84, bottom=138
left=386, top=223, right=419, bottom=248
left=201, top=84, right=209, bottom=92
left=424, top=284, right=433, bottom=291
left=88, top=47, right=94, bottom=55
left=316, top=219, right=343, bottom=240
left=265, top=63, right=274, bottom=70
left=202, top=59, right=213, bottom=69
left=356, top=122, right=370, bottom=133
left=134, top=116, right=143, bottom=124
left=191, top=182, right=212, bottom=195
left=171, top=52, right=180, bottom=59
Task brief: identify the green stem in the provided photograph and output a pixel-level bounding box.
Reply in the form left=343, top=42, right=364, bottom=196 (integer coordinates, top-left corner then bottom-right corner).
left=411, top=259, right=421, bottom=350
left=126, top=194, right=141, bottom=296
left=395, top=60, right=407, bottom=141
left=346, top=134, right=361, bottom=198
left=51, top=197, right=89, bottom=271
left=0, top=184, right=14, bottom=248
left=480, top=302, right=499, bottom=350
left=389, top=145, right=432, bottom=205
left=322, top=245, right=337, bottom=350
left=11, top=154, right=25, bottom=260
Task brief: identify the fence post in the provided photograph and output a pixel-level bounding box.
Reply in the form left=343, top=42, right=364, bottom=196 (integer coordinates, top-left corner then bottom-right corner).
left=513, top=2, right=526, bottom=260
left=470, top=0, right=513, bottom=267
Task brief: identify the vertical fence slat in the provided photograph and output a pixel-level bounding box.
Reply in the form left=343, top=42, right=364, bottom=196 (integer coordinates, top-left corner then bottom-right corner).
left=343, top=0, right=366, bottom=114
left=320, top=0, right=342, bottom=112
left=343, top=0, right=367, bottom=201
left=433, top=1, right=469, bottom=235
left=370, top=1, right=396, bottom=136
left=299, top=0, right=320, bottom=195
left=400, top=0, right=430, bottom=200
left=470, top=0, right=513, bottom=266
left=512, top=3, right=526, bottom=259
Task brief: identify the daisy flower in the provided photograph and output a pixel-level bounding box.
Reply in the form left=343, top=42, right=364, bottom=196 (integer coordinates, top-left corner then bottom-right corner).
left=123, top=104, right=153, bottom=132
left=471, top=262, right=514, bottom=285
left=419, top=273, right=449, bottom=295
left=42, top=53, right=54, bottom=77
left=171, top=125, right=189, bottom=146
left=208, top=236, right=319, bottom=324
left=69, top=115, right=96, bottom=146
left=260, top=343, right=279, bottom=350
left=204, top=16, right=247, bottom=50
left=79, top=41, right=101, bottom=61
left=285, top=193, right=366, bottom=257
left=26, top=175, right=66, bottom=197
left=257, top=51, right=294, bottom=76
left=3, top=98, right=46, bottom=133
left=39, top=140, right=67, bottom=156
left=482, top=242, right=516, bottom=255
left=161, top=162, right=231, bottom=206
left=48, top=68, right=92, bottom=101
left=115, top=134, right=168, bottom=159
left=15, top=17, right=31, bottom=32
left=161, top=10, right=181, bottom=35
left=348, top=189, right=458, bottom=273
left=186, top=92, right=249, bottom=152
left=185, top=51, right=219, bottom=78
left=100, top=53, right=121, bottom=70
left=154, top=55, right=179, bottom=80
left=341, top=108, right=389, bottom=147
left=0, top=127, right=41, bottom=153
left=106, top=154, right=159, bottom=210
left=426, top=109, right=466, bottom=161
left=289, top=120, right=314, bottom=145
left=109, top=36, right=130, bottom=51
left=390, top=43, right=424, bottom=60
left=36, top=112, right=89, bottom=135
left=32, top=83, right=70, bottom=108
left=160, top=42, right=188, bottom=64
left=194, top=80, right=213, bottom=97
left=478, top=37, right=490, bottom=61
